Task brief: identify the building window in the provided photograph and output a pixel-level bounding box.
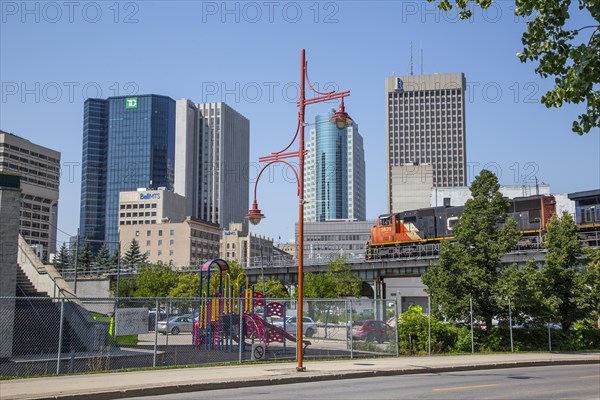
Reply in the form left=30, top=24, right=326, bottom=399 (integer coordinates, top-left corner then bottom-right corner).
left=169, top=250, right=173, bottom=256
left=147, top=230, right=151, bottom=236
left=146, top=240, right=151, bottom=246
left=158, top=230, right=163, bottom=236
left=158, top=250, right=162, bottom=256
left=135, top=230, right=139, bottom=236
left=158, top=240, right=162, bottom=246
left=170, top=240, right=174, bottom=246
left=170, top=229, right=174, bottom=236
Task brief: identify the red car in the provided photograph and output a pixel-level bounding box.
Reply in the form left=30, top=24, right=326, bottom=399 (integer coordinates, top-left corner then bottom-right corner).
left=351, top=320, right=393, bottom=343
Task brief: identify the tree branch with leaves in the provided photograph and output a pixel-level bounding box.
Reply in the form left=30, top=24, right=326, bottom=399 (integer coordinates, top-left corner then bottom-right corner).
left=428, top=0, right=599, bottom=134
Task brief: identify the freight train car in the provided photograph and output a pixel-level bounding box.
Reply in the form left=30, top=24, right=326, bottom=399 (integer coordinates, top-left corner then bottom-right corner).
left=568, top=189, right=600, bottom=247
left=367, top=194, right=556, bottom=259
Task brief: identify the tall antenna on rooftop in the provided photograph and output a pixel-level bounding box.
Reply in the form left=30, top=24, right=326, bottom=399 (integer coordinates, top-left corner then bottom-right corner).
left=410, top=41, right=414, bottom=76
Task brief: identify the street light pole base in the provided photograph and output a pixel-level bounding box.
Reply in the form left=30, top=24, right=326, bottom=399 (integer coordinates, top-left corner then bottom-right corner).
left=296, top=366, right=306, bottom=372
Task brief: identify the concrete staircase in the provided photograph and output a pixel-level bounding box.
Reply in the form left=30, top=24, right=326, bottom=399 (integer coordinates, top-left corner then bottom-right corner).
left=13, top=236, right=109, bottom=356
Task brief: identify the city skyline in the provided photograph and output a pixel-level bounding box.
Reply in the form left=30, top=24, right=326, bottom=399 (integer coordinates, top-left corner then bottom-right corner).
left=2, top=1, right=598, bottom=247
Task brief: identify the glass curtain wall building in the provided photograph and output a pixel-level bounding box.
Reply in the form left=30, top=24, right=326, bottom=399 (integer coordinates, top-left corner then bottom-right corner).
left=79, top=95, right=176, bottom=248
left=79, top=99, right=107, bottom=249
left=304, top=109, right=366, bottom=222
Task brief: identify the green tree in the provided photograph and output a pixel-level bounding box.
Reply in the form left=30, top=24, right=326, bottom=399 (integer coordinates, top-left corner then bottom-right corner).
left=303, top=256, right=362, bottom=299
left=53, top=243, right=70, bottom=274
left=423, top=170, right=520, bottom=331
left=578, top=248, right=600, bottom=327
left=122, top=239, right=147, bottom=270
left=113, top=276, right=138, bottom=297
left=542, top=211, right=585, bottom=332
left=78, top=242, right=92, bottom=274
left=110, top=249, right=120, bottom=271
left=94, top=244, right=111, bottom=274
left=303, top=257, right=361, bottom=336
left=256, top=278, right=290, bottom=299
left=427, top=0, right=599, bottom=134
left=133, top=262, right=178, bottom=298
left=169, top=273, right=200, bottom=298
left=494, top=260, right=557, bottom=324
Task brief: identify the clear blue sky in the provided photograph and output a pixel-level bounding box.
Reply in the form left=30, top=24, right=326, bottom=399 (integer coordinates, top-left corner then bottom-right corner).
left=2, top=1, right=599, bottom=248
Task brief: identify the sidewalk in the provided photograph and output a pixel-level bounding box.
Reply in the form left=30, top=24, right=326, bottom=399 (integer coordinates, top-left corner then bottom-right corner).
left=2, top=353, right=598, bottom=400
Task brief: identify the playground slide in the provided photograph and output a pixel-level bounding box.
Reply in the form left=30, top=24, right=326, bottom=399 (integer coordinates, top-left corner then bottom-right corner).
left=245, top=313, right=311, bottom=348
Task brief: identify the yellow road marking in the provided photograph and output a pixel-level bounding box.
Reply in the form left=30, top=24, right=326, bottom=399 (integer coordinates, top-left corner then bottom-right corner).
left=433, top=384, right=498, bottom=392
left=578, top=375, right=599, bottom=379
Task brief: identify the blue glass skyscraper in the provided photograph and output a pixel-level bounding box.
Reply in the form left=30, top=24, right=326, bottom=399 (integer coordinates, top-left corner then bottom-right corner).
left=79, top=95, right=175, bottom=247
left=304, top=109, right=366, bottom=222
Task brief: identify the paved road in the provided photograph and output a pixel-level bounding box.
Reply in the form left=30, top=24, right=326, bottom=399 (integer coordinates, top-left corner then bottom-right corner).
left=127, top=364, right=600, bottom=400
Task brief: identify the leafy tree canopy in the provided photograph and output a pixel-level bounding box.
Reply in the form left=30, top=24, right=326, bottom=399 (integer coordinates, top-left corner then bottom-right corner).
left=423, top=170, right=520, bottom=330
left=542, top=211, right=585, bottom=331
left=427, top=0, right=599, bottom=134
left=303, top=256, right=362, bottom=299
left=578, top=248, right=600, bottom=326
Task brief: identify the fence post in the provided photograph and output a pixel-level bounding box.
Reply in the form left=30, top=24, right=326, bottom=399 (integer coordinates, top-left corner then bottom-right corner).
left=394, top=296, right=399, bottom=357
left=427, top=295, right=431, bottom=357
left=548, top=321, right=552, bottom=352
left=166, top=300, right=170, bottom=347
left=508, top=297, right=514, bottom=352
left=153, top=298, right=159, bottom=367
left=238, top=297, right=244, bottom=362
left=349, top=299, right=353, bottom=359
left=470, top=295, right=474, bottom=354
left=344, top=299, right=349, bottom=351
left=56, top=296, right=64, bottom=375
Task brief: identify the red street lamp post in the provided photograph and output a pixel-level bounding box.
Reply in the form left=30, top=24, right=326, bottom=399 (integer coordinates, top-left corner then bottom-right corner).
left=245, top=48, right=351, bottom=371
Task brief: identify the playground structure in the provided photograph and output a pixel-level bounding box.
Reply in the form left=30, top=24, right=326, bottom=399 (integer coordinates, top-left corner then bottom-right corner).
left=192, top=258, right=311, bottom=354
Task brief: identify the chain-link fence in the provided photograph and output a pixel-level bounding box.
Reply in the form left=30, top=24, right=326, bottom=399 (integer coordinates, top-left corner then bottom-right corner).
left=0, top=296, right=398, bottom=377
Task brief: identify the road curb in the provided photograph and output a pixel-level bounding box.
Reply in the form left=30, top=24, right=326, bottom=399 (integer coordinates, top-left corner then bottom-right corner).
left=34, top=358, right=599, bottom=400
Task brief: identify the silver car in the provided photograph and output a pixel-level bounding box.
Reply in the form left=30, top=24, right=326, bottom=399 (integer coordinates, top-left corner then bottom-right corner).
left=272, top=316, right=316, bottom=337
left=157, top=315, right=194, bottom=335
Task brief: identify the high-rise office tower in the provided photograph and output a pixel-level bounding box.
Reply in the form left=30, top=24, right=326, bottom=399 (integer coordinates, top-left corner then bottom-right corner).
left=304, top=109, right=366, bottom=222
left=174, top=101, right=249, bottom=229
left=79, top=95, right=176, bottom=247
left=0, top=131, right=60, bottom=259
left=385, top=73, right=467, bottom=213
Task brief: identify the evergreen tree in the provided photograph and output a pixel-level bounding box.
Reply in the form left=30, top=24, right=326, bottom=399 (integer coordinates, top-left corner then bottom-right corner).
left=423, top=170, right=520, bottom=331
left=542, top=212, right=585, bottom=332
left=122, top=239, right=147, bottom=270
left=110, top=249, right=120, bottom=272
left=78, top=241, right=92, bottom=274
left=53, top=243, right=70, bottom=275
left=94, top=244, right=111, bottom=274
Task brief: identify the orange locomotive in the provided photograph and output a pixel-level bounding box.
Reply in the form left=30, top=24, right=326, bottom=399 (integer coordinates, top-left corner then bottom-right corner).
left=367, top=195, right=556, bottom=259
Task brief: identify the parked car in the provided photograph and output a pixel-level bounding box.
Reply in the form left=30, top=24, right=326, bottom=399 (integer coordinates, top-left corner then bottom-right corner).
left=272, top=316, right=317, bottom=337
left=352, top=320, right=393, bottom=343
left=148, top=310, right=167, bottom=330
left=157, top=314, right=194, bottom=335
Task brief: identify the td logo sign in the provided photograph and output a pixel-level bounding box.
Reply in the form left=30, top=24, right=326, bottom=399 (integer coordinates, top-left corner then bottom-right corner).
left=126, top=97, right=138, bottom=109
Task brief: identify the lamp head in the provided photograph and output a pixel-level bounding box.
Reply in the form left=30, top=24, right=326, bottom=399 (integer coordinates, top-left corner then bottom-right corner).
left=245, top=200, right=265, bottom=225
left=330, top=98, right=352, bottom=129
